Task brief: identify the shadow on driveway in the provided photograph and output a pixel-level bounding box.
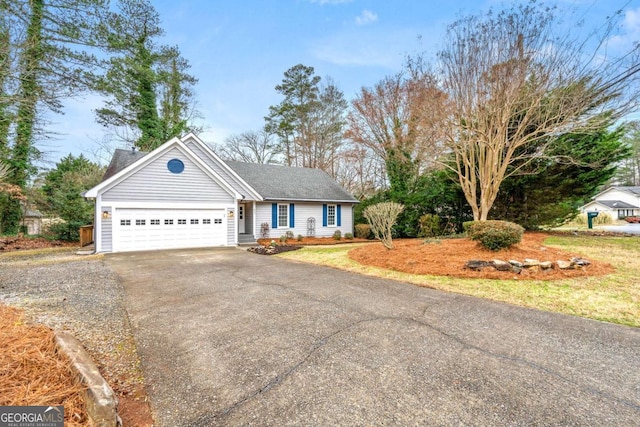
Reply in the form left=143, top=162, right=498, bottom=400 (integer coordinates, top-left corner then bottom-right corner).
left=106, top=247, right=640, bottom=426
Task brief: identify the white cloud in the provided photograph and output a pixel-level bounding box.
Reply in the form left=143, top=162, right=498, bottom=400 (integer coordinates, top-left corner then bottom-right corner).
left=355, top=10, right=378, bottom=26
left=606, top=7, right=640, bottom=52
left=311, top=29, right=420, bottom=69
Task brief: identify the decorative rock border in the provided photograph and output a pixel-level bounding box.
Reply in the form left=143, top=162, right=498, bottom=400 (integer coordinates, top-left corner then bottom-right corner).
left=55, top=331, right=121, bottom=427
left=465, top=257, right=591, bottom=274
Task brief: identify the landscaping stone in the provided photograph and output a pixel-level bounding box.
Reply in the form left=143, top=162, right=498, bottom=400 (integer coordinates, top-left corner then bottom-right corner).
left=492, top=260, right=513, bottom=271
left=571, top=257, right=592, bottom=267
left=540, top=261, right=553, bottom=270
left=465, top=256, right=593, bottom=275
left=464, top=260, right=494, bottom=271
left=247, top=245, right=302, bottom=255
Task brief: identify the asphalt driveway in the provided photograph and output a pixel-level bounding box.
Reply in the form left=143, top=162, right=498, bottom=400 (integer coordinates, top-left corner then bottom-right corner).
left=106, top=248, right=640, bottom=426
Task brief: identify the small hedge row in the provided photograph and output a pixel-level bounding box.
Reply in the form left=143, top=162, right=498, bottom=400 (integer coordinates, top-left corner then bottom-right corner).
left=464, top=220, right=524, bottom=251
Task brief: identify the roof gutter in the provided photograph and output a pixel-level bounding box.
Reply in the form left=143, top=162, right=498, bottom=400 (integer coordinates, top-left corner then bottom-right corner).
left=263, top=197, right=359, bottom=203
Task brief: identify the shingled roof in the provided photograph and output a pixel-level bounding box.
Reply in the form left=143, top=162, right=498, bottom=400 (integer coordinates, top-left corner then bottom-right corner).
left=103, top=148, right=148, bottom=181
left=595, top=200, right=639, bottom=209
left=617, top=186, right=640, bottom=195
left=225, top=161, right=358, bottom=202
left=99, top=147, right=357, bottom=203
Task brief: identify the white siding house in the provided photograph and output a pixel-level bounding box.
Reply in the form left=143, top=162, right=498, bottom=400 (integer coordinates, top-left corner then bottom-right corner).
left=580, top=186, right=640, bottom=220
left=84, top=134, right=358, bottom=253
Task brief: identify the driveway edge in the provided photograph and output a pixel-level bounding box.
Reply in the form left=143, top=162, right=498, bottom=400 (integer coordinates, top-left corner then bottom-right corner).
left=55, top=331, right=121, bottom=427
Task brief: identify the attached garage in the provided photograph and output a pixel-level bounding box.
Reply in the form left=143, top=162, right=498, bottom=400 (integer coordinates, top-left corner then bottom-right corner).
left=85, top=137, right=242, bottom=253
left=114, top=208, right=226, bottom=252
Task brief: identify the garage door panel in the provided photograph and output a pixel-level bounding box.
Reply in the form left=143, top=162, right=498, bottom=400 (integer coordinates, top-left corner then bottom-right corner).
left=115, top=208, right=227, bottom=252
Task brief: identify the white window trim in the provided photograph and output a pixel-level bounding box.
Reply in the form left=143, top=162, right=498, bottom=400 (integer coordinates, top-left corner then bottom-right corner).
left=277, top=203, right=289, bottom=229
left=327, top=204, right=337, bottom=227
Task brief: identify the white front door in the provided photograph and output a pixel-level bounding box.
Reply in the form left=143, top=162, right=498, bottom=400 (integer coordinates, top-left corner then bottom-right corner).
left=238, top=204, right=245, bottom=234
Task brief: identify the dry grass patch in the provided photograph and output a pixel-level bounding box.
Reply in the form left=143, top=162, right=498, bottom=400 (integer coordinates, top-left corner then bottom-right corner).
left=0, top=304, right=89, bottom=425
left=277, top=235, right=640, bottom=327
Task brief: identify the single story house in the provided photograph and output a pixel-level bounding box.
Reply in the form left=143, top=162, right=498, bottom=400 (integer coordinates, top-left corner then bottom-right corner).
left=84, top=133, right=358, bottom=253
left=580, top=186, right=640, bottom=220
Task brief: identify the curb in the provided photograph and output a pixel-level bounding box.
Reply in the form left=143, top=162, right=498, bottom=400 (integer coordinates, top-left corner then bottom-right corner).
left=55, top=331, right=122, bottom=427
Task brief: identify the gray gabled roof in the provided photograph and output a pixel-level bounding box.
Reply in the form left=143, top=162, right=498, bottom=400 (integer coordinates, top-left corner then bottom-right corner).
left=225, top=161, right=358, bottom=202
left=617, top=186, right=640, bottom=195
left=596, top=200, right=639, bottom=209
left=103, top=148, right=148, bottom=181
left=99, top=147, right=357, bottom=203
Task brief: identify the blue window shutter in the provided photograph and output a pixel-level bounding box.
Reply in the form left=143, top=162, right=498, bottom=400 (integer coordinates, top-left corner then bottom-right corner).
left=322, top=204, right=327, bottom=227
left=272, top=203, right=277, bottom=229
left=289, top=203, right=295, bottom=228
left=337, top=205, right=342, bottom=227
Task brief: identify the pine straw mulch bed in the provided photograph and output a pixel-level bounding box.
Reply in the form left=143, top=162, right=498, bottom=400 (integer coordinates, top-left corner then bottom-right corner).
left=348, top=233, right=614, bottom=280
left=0, top=304, right=88, bottom=426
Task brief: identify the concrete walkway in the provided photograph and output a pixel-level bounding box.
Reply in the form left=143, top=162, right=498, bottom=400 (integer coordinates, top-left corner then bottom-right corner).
left=106, top=248, right=640, bottom=426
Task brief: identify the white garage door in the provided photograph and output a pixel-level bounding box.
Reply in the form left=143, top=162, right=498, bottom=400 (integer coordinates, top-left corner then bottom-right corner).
left=115, top=208, right=226, bottom=252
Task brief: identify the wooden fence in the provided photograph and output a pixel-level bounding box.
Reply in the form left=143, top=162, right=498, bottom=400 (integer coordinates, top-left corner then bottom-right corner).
left=79, top=225, right=94, bottom=247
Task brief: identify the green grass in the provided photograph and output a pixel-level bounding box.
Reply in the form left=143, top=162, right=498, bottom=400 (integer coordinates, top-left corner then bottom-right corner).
left=277, top=237, right=640, bottom=327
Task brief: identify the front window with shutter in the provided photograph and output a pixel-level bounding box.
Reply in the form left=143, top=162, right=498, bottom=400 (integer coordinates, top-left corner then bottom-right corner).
left=278, top=204, right=289, bottom=228
left=327, top=204, right=336, bottom=227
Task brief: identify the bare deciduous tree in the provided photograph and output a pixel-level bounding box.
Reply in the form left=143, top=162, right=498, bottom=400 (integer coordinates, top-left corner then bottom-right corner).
left=436, top=3, right=640, bottom=221
left=218, top=130, right=281, bottom=164
left=334, top=145, right=385, bottom=197
left=346, top=70, right=447, bottom=193
left=363, top=202, right=404, bottom=250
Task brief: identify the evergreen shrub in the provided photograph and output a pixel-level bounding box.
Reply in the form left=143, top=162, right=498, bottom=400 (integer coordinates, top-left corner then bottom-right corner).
left=466, top=220, right=524, bottom=251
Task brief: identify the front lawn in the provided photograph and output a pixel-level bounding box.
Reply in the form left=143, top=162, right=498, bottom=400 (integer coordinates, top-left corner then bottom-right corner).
left=276, top=234, right=640, bottom=327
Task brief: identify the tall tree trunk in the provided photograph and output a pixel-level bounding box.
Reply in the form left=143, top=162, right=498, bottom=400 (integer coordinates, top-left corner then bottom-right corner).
left=0, top=18, right=11, bottom=155
left=4, top=0, right=43, bottom=233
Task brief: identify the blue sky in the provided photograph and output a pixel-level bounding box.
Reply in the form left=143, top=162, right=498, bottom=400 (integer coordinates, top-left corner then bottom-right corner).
left=45, top=0, right=640, bottom=165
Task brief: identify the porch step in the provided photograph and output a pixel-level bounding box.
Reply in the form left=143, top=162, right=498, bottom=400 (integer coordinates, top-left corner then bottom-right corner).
left=238, top=234, right=257, bottom=245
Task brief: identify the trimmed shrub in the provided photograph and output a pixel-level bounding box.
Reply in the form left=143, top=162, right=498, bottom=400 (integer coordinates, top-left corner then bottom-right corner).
left=417, top=214, right=441, bottom=238
left=467, top=220, right=524, bottom=251
left=279, top=234, right=288, bottom=243
left=332, top=230, right=342, bottom=240
left=462, top=221, right=475, bottom=234
left=344, top=232, right=354, bottom=240
left=355, top=223, right=371, bottom=239
left=297, top=234, right=304, bottom=241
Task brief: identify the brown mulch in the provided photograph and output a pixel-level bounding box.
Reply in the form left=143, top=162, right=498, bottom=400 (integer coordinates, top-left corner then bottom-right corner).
left=257, top=236, right=370, bottom=246
left=0, top=304, right=88, bottom=426
left=349, top=233, right=614, bottom=280
left=0, top=236, right=77, bottom=252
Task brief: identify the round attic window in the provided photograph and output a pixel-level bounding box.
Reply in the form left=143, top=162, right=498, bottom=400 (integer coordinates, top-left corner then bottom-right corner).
left=167, top=158, right=184, bottom=174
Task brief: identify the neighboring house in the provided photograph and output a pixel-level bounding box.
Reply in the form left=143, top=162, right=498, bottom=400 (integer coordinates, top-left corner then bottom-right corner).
left=84, top=133, right=358, bottom=253
left=580, top=186, right=640, bottom=220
